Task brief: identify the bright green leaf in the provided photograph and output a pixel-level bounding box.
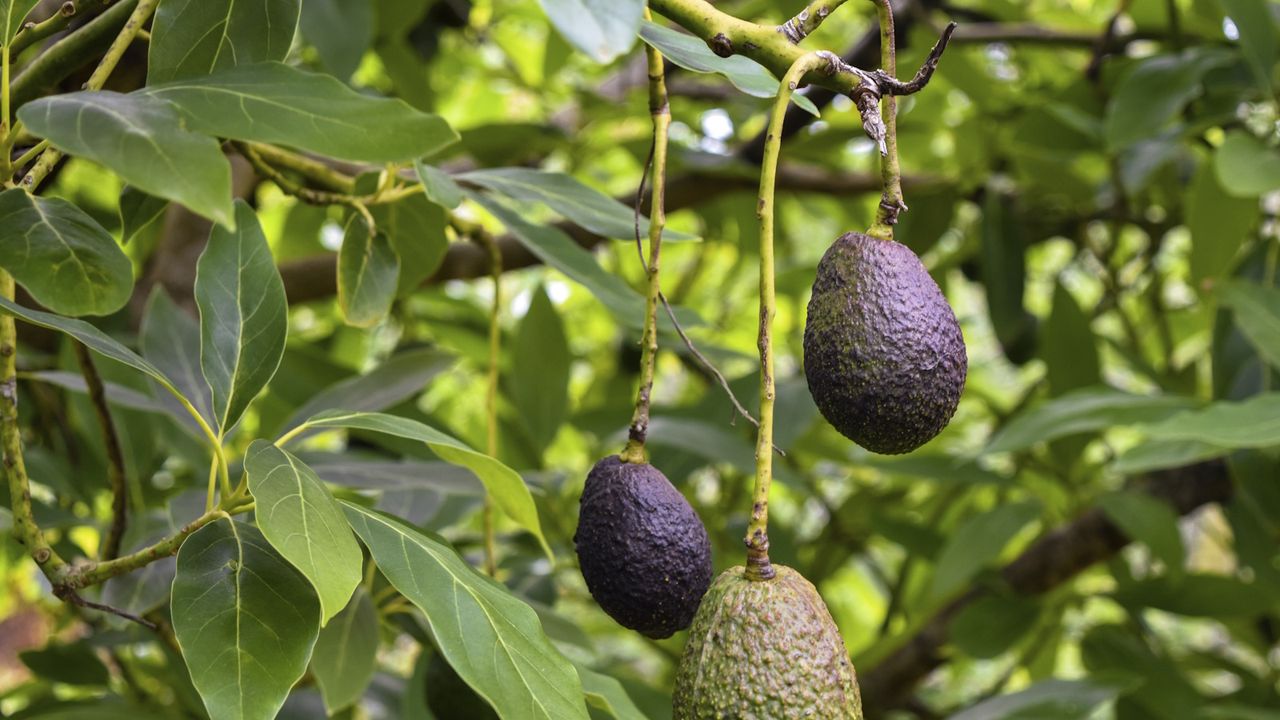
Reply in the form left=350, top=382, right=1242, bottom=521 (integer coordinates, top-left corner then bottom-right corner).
left=578, top=665, right=648, bottom=720
left=947, top=679, right=1123, bottom=720
left=171, top=517, right=320, bottom=720
left=143, top=62, right=459, bottom=163
left=1139, top=393, right=1280, bottom=448
left=511, top=285, right=570, bottom=454
left=1098, top=490, right=1185, bottom=580
left=1105, top=49, right=1233, bottom=149
left=369, top=193, right=448, bottom=295
left=1041, top=280, right=1099, bottom=395
left=1187, top=154, right=1259, bottom=285
left=0, top=0, right=38, bottom=43
left=1113, top=573, right=1280, bottom=617
left=279, top=347, right=451, bottom=434
left=148, top=0, right=300, bottom=84
left=1215, top=130, right=1280, bottom=197
left=119, top=187, right=168, bottom=245
left=310, top=587, right=378, bottom=714
left=295, top=410, right=551, bottom=558
left=195, top=200, right=288, bottom=433
left=950, top=594, right=1041, bottom=659
left=538, top=0, right=641, bottom=63
left=18, top=92, right=234, bottom=227
left=931, top=501, right=1039, bottom=599
left=338, top=216, right=400, bottom=328
left=985, top=387, right=1198, bottom=455
left=341, top=502, right=589, bottom=720
left=415, top=161, right=463, bottom=210
left=1219, top=280, right=1280, bottom=370
left=0, top=188, right=132, bottom=317
left=1110, top=438, right=1228, bottom=474
left=244, top=441, right=363, bottom=624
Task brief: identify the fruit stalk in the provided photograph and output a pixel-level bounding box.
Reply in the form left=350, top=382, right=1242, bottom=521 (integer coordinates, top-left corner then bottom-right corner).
left=868, top=0, right=904, bottom=239
left=746, top=51, right=834, bottom=580
left=621, top=10, right=671, bottom=464
left=480, top=230, right=502, bottom=577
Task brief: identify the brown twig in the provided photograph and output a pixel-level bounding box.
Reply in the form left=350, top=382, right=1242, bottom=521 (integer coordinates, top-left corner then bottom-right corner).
left=57, top=588, right=158, bottom=630
left=72, top=343, right=127, bottom=561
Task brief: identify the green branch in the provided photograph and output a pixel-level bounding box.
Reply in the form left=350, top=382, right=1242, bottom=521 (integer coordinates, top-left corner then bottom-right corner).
left=8, top=0, right=137, bottom=112
left=779, top=0, right=852, bottom=43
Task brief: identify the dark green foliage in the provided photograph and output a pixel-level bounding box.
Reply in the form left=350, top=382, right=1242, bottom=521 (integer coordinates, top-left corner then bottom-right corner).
left=803, top=232, right=967, bottom=455
left=672, top=565, right=862, bottom=719
left=424, top=651, right=499, bottom=720
left=574, top=455, right=712, bottom=638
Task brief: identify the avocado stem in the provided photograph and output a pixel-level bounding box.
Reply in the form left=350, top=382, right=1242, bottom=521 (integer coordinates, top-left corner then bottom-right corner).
left=478, top=229, right=502, bottom=577
left=746, top=51, right=836, bottom=581
left=867, top=0, right=905, bottom=240
left=622, top=9, right=672, bottom=465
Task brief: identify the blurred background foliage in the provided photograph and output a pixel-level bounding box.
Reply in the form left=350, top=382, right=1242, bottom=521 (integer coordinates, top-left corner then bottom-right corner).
left=1, top=0, right=1278, bottom=718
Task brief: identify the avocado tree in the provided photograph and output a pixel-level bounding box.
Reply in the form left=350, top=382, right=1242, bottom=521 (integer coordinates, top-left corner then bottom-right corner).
left=0, top=0, right=1277, bottom=718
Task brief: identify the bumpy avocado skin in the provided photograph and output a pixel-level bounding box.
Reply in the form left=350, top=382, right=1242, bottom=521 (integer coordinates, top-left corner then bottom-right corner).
left=804, top=232, right=967, bottom=455
left=672, top=565, right=863, bottom=720
left=574, top=455, right=713, bottom=639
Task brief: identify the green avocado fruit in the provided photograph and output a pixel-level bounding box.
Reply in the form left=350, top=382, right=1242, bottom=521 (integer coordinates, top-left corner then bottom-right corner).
left=672, top=565, right=863, bottom=720
left=804, top=231, right=967, bottom=455
left=574, top=455, right=713, bottom=639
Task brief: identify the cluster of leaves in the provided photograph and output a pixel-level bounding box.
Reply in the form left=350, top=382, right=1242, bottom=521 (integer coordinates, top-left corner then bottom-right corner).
left=0, top=0, right=1277, bottom=720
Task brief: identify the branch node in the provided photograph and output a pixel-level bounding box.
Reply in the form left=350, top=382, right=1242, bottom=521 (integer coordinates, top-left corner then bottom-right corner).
left=709, top=32, right=733, bottom=57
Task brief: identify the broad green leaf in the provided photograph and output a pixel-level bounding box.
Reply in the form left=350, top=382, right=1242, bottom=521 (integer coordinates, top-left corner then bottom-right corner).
left=1113, top=573, right=1280, bottom=617
left=102, top=493, right=206, bottom=616
left=1139, top=393, right=1280, bottom=448
left=1104, top=49, right=1233, bottom=149
left=950, top=594, right=1041, bottom=659
left=20, top=641, right=111, bottom=685
left=144, top=63, right=459, bottom=163
left=930, top=501, right=1039, bottom=599
left=1219, top=280, right=1280, bottom=370
left=947, top=679, right=1122, bottom=720
left=1041, top=280, right=1099, bottom=395
left=310, top=587, right=378, bottom=714
left=11, top=703, right=169, bottom=720
left=171, top=517, right=320, bottom=720
left=1222, top=0, right=1277, bottom=94
left=0, top=296, right=180, bottom=395
left=1187, top=155, right=1259, bottom=285
left=24, top=370, right=167, bottom=415
left=538, top=0, right=641, bottom=63
left=511, top=285, right=570, bottom=454
left=148, top=0, right=300, bottom=84
left=298, top=410, right=550, bottom=557
left=1215, top=130, right=1280, bottom=197
left=474, top=192, right=678, bottom=330
left=338, top=216, right=400, bottom=328
left=341, top=502, right=589, bottom=720
left=280, top=347, right=452, bottom=434
left=1110, top=438, right=1227, bottom=474
left=460, top=167, right=695, bottom=242
left=195, top=200, right=288, bottom=433
left=578, top=665, right=647, bottom=720
left=369, top=193, right=448, bottom=295
left=18, top=92, right=234, bottom=227
left=299, top=0, right=373, bottom=80
left=984, top=387, right=1198, bottom=454
left=0, top=188, right=132, bottom=317
left=415, top=161, right=463, bottom=209
left=981, top=189, right=1035, bottom=364
left=0, top=0, right=38, bottom=43
left=1098, top=490, right=1185, bottom=580
left=119, top=187, right=168, bottom=245
left=244, top=441, right=362, bottom=624
left=141, top=288, right=216, bottom=427
left=638, top=21, right=820, bottom=116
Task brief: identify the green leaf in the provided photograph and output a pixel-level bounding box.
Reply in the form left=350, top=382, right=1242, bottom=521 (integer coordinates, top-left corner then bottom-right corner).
left=1187, top=154, right=1260, bottom=285
left=1222, top=0, right=1277, bottom=94
left=511, top=285, right=570, bottom=454
left=985, top=387, right=1198, bottom=454
left=369, top=194, right=448, bottom=295
left=148, top=0, right=300, bottom=84
left=638, top=21, right=820, bottom=116
left=280, top=347, right=452, bottom=434
left=415, top=162, right=463, bottom=210
left=1219, top=280, right=1280, bottom=370
left=460, top=167, right=695, bottom=242
left=1138, top=393, right=1280, bottom=448
left=950, top=594, right=1041, bottom=659
left=0, top=0, right=38, bottom=43
left=18, top=92, right=234, bottom=227
left=299, top=0, right=373, bottom=80
left=310, top=587, right=378, bottom=714
left=981, top=188, right=1035, bottom=364
left=578, top=665, right=647, bottom=720
left=947, top=679, right=1123, bottom=720
left=340, top=502, right=589, bottom=720
left=1113, top=573, right=1280, bottom=617
left=195, top=200, right=288, bottom=433
left=1098, top=490, right=1185, bottom=580
left=1215, top=130, right=1280, bottom=197
left=295, top=410, right=551, bottom=557
left=338, top=216, right=400, bottom=328
left=20, top=641, right=111, bottom=685
left=171, top=517, right=320, bottom=720
left=0, top=188, right=132, bottom=317
left=1104, top=50, right=1233, bottom=149
left=141, top=288, right=215, bottom=427
left=244, top=441, right=363, bottom=624
left=119, top=187, right=168, bottom=245
left=538, top=0, right=641, bottom=63
left=23, top=370, right=167, bottom=415
left=144, top=62, right=459, bottom=163
left=930, top=501, right=1039, bottom=600
left=1040, top=280, right=1099, bottom=395
left=1110, top=438, right=1228, bottom=474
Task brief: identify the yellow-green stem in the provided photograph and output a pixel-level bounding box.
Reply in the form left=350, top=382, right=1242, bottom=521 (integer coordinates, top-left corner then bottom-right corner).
left=745, top=52, right=833, bottom=581
left=621, top=9, right=671, bottom=465
left=480, top=230, right=502, bottom=577
left=2, top=44, right=12, bottom=181
left=868, top=0, right=902, bottom=239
